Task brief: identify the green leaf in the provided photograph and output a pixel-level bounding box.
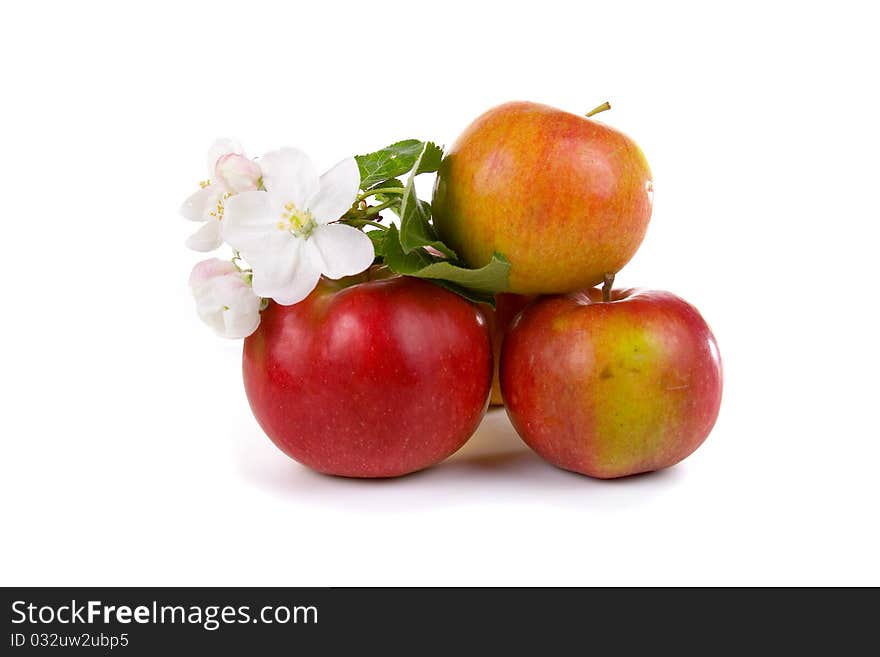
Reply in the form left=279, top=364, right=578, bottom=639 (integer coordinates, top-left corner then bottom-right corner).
left=428, top=280, right=498, bottom=307
left=382, top=225, right=436, bottom=272
left=413, top=141, right=443, bottom=175
left=366, top=229, right=387, bottom=259
left=406, top=253, right=511, bottom=294
left=399, top=193, right=452, bottom=257
left=382, top=225, right=510, bottom=303
left=398, top=143, right=455, bottom=258
left=368, top=177, right=404, bottom=194
left=355, top=140, right=425, bottom=188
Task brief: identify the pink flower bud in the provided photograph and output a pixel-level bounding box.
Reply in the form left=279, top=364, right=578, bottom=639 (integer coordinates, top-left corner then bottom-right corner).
left=189, top=258, right=237, bottom=287
left=190, top=258, right=261, bottom=339
left=214, top=153, right=261, bottom=193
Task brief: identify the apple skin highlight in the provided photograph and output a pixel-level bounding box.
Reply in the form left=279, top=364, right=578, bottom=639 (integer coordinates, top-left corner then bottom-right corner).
left=500, top=288, right=722, bottom=479
left=432, top=101, right=653, bottom=295
left=243, top=274, right=493, bottom=478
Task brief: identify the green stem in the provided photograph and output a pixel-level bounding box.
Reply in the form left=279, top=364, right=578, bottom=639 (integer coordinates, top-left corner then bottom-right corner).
left=358, top=187, right=405, bottom=201
left=344, top=218, right=388, bottom=231
left=586, top=101, right=611, bottom=117
left=363, top=199, right=395, bottom=217
left=231, top=250, right=244, bottom=271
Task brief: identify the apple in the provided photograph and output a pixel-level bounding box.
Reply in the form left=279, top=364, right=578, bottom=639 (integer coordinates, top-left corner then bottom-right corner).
left=432, top=101, right=653, bottom=295
left=500, top=285, right=722, bottom=479
left=484, top=293, right=533, bottom=406
left=243, top=271, right=493, bottom=478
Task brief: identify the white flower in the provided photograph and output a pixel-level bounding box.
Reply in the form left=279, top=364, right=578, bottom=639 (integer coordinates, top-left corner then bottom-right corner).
left=222, top=148, right=374, bottom=305
left=189, top=258, right=262, bottom=338
left=180, top=138, right=261, bottom=252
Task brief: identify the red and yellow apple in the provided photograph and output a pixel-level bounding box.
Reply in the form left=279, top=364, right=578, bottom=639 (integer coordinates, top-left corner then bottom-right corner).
left=501, top=287, right=722, bottom=478
left=432, top=101, right=653, bottom=295
left=243, top=271, right=493, bottom=478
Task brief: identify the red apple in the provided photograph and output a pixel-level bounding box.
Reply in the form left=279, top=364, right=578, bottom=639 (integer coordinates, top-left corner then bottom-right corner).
left=501, top=287, right=722, bottom=479
left=484, top=293, right=533, bottom=406
left=432, top=101, right=653, bottom=295
left=243, top=271, right=493, bottom=478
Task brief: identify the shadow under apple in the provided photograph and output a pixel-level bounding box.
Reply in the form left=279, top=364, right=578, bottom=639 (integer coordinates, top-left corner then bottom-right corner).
left=234, top=409, right=686, bottom=512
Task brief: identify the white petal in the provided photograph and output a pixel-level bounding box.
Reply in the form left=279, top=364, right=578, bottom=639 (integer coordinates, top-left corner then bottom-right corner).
left=180, top=184, right=222, bottom=221
left=307, top=224, right=375, bottom=279
left=207, top=137, right=244, bottom=175
left=223, top=190, right=274, bottom=227
left=308, top=157, right=360, bottom=224
left=249, top=235, right=301, bottom=293
left=251, top=237, right=322, bottom=305
left=217, top=280, right=262, bottom=339
left=222, top=305, right=261, bottom=338
left=192, top=277, right=227, bottom=316
left=185, top=219, right=223, bottom=252
left=258, top=147, right=319, bottom=207
left=264, top=263, right=321, bottom=306
left=192, top=271, right=261, bottom=339
left=221, top=191, right=278, bottom=253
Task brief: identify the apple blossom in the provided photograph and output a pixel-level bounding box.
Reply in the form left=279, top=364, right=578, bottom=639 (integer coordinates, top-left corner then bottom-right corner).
left=222, top=148, right=374, bottom=305
left=190, top=258, right=262, bottom=338
left=180, top=138, right=262, bottom=252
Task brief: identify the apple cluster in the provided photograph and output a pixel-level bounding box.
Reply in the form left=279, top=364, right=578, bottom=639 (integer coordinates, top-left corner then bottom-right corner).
left=434, top=102, right=723, bottom=479
left=188, top=102, right=722, bottom=480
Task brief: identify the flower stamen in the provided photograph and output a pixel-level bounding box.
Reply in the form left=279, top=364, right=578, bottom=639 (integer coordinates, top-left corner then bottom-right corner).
left=209, top=192, right=233, bottom=220
left=279, top=201, right=317, bottom=238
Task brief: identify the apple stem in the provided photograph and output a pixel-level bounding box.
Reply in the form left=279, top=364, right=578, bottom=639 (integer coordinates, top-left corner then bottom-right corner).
left=586, top=101, right=611, bottom=118
left=602, top=273, right=615, bottom=302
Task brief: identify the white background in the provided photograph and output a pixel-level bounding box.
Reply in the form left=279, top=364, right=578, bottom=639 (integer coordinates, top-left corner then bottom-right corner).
left=2, top=1, right=878, bottom=586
